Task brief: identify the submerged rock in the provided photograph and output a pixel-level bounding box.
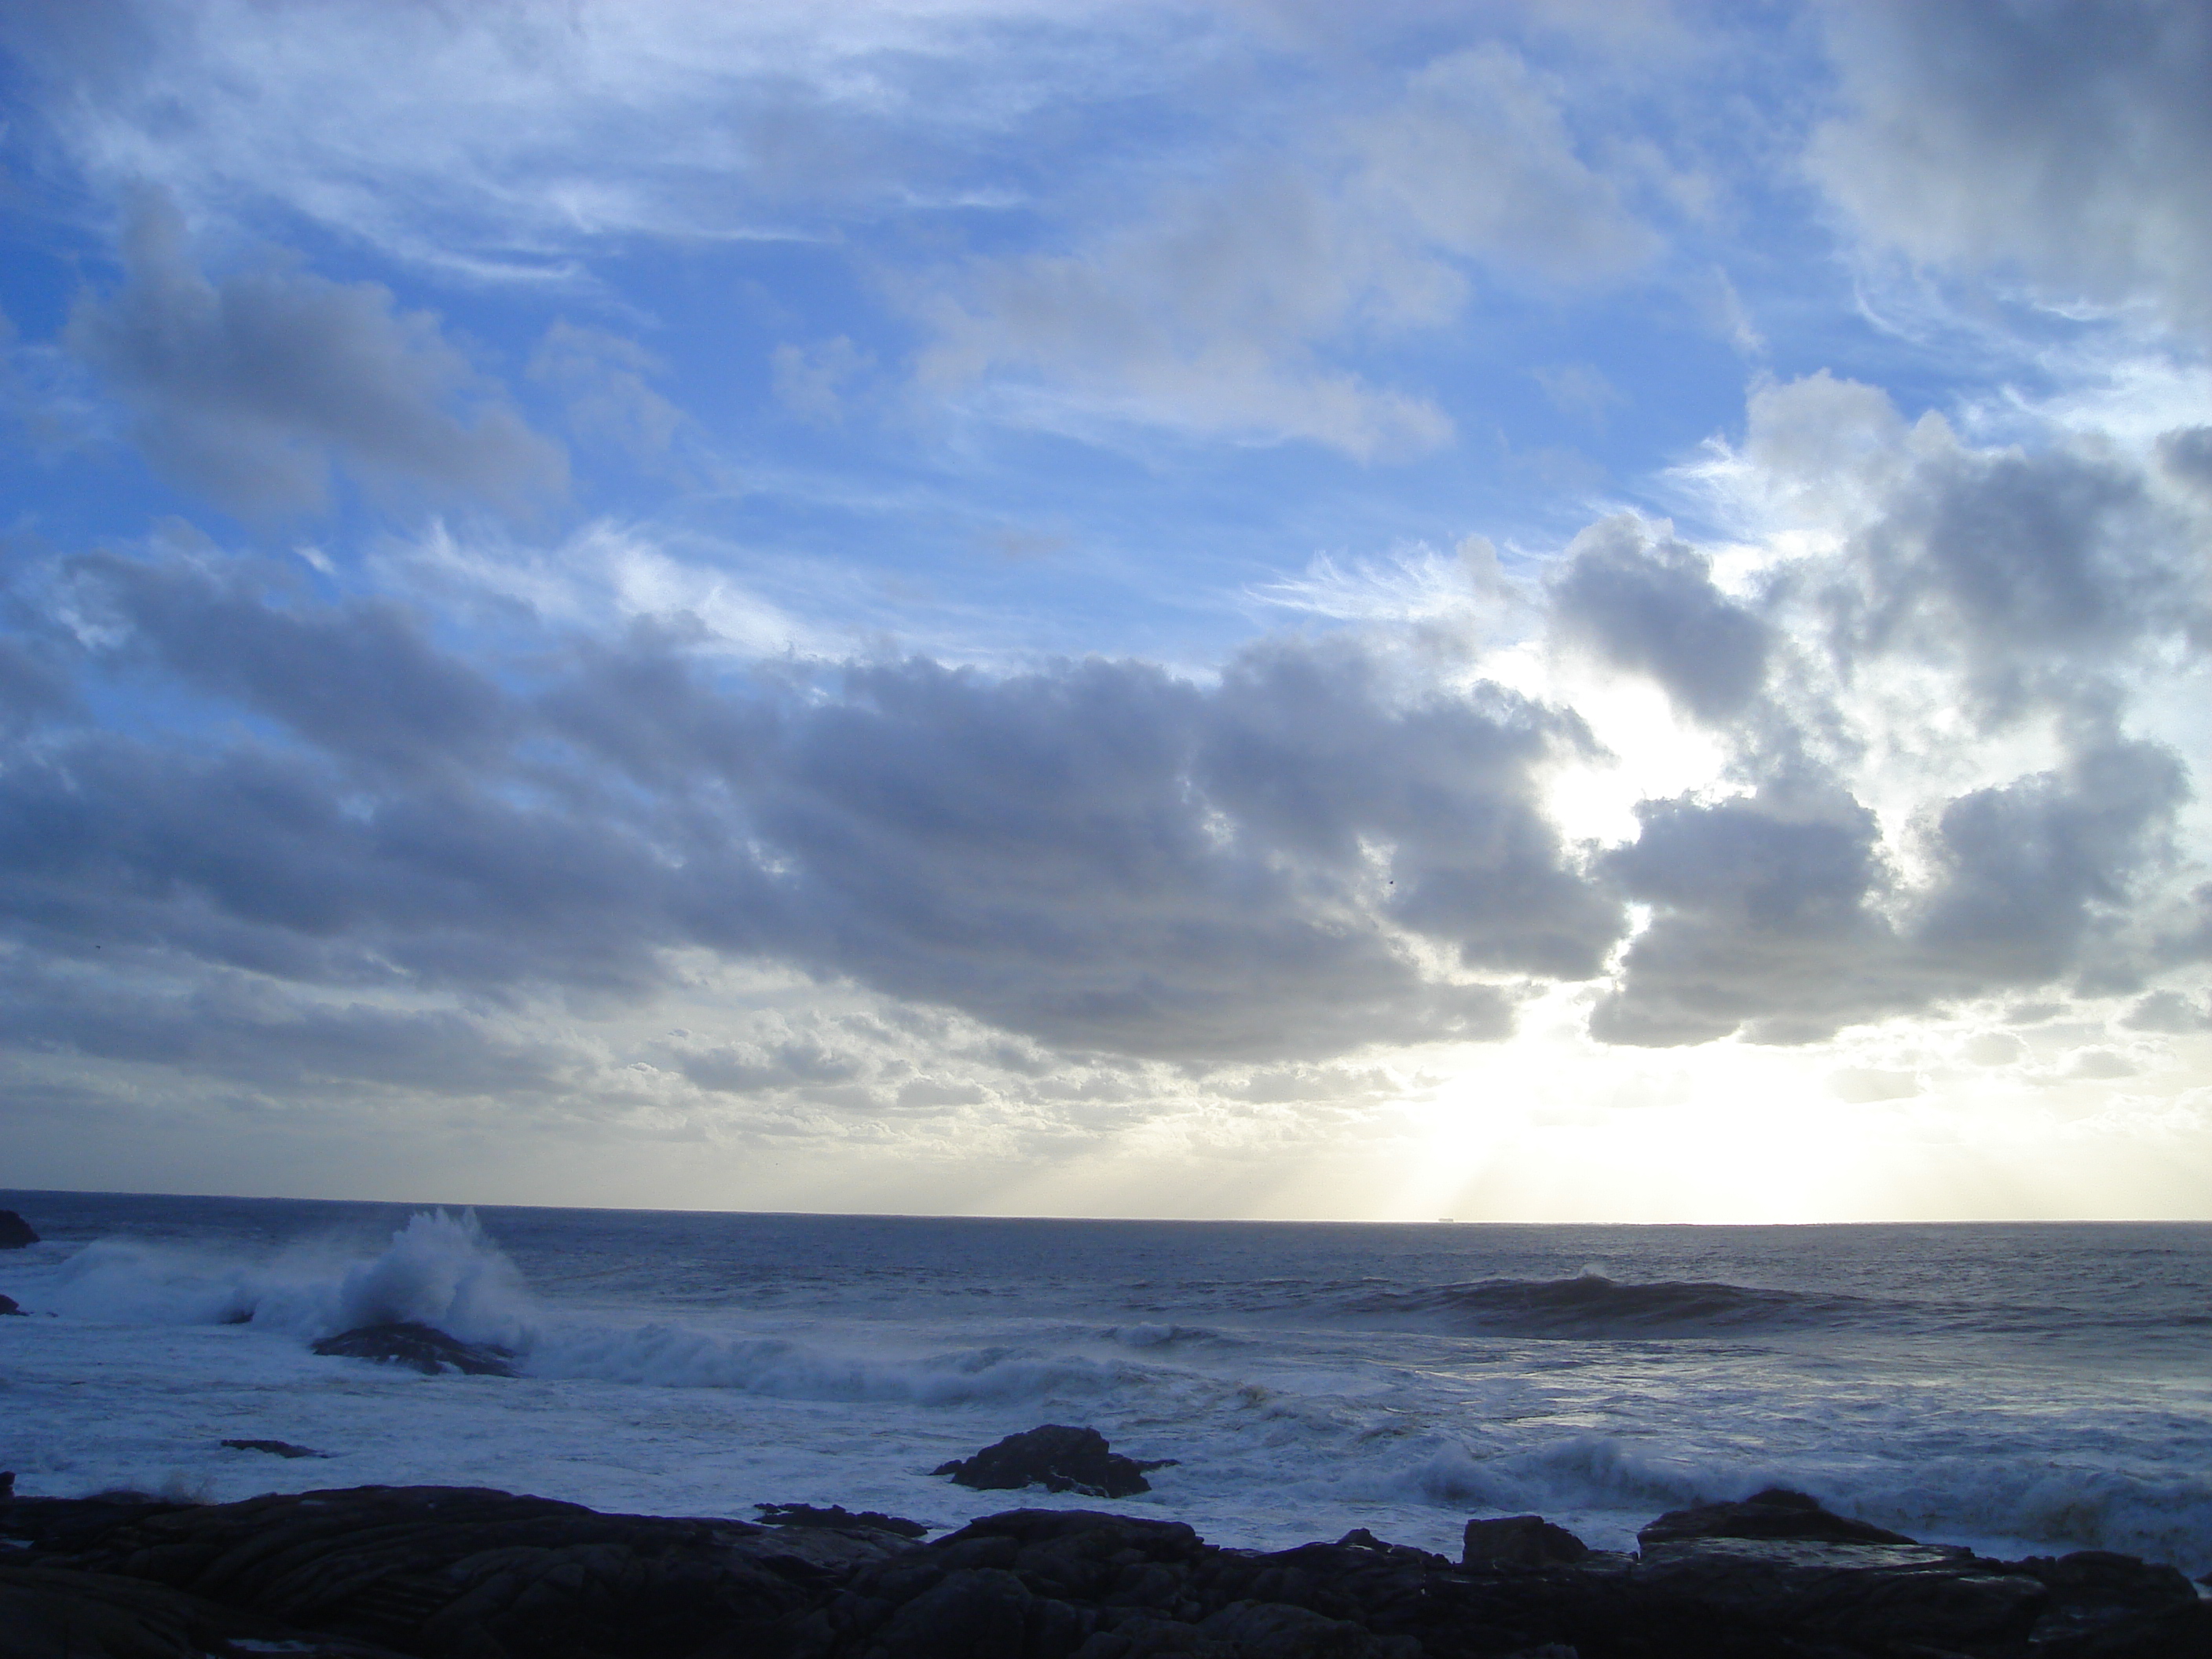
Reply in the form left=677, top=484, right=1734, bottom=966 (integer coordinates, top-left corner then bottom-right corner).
left=0, top=1208, right=38, bottom=1248
left=932, top=1424, right=1172, bottom=1498
left=1637, top=1485, right=1916, bottom=1547
left=221, top=1438, right=331, bottom=1459
left=309, top=1320, right=518, bottom=1376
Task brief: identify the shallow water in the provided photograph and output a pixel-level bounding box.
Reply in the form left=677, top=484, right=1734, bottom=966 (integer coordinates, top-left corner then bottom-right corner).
left=2, top=1191, right=2207, bottom=1573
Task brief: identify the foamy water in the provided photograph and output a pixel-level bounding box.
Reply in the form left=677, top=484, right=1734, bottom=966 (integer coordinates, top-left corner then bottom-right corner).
left=2, top=1193, right=2207, bottom=1575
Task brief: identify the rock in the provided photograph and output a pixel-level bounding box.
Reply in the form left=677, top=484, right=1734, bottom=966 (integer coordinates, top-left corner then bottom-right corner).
left=309, top=1320, right=517, bottom=1377
left=0, top=1208, right=38, bottom=1248
left=47, top=1484, right=906, bottom=1659
left=758, top=1501, right=931, bottom=1539
left=1198, top=1598, right=1421, bottom=1657
left=1463, top=1514, right=1591, bottom=1569
left=1637, top=1485, right=1916, bottom=1548
left=932, top=1425, right=1171, bottom=1499
left=220, top=1438, right=330, bottom=1459
left=0, top=1559, right=412, bottom=1658
left=0, top=1293, right=22, bottom=1316
left=2016, top=1549, right=2201, bottom=1646
left=1634, top=1535, right=2046, bottom=1650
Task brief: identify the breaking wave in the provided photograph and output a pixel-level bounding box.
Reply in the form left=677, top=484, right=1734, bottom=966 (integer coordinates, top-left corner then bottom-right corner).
left=33, top=1210, right=537, bottom=1350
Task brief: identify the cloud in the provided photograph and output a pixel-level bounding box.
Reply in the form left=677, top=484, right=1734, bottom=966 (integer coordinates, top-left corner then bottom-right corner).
left=915, top=44, right=1657, bottom=457
left=1914, top=737, right=2188, bottom=987
left=65, top=190, right=566, bottom=516
left=1549, top=515, right=1769, bottom=721
left=2121, top=989, right=2211, bottom=1033
left=1, top=545, right=1626, bottom=1065
left=529, top=322, right=683, bottom=463
left=1812, top=0, right=2212, bottom=328
left=771, top=337, right=875, bottom=424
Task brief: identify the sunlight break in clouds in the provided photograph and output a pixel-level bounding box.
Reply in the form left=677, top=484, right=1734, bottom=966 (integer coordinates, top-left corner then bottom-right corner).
left=0, top=1, right=2207, bottom=1220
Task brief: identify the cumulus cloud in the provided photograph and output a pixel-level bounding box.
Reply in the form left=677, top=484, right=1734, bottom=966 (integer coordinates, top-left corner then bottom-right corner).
left=66, top=191, right=566, bottom=516
left=1550, top=515, right=1769, bottom=721
left=1812, top=0, right=2212, bottom=328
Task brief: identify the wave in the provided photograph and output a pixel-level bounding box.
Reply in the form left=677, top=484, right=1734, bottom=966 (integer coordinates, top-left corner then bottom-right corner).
left=20, top=1210, right=1163, bottom=1407
left=32, top=1210, right=538, bottom=1350
left=1338, top=1273, right=1883, bottom=1338
left=525, top=1324, right=1147, bottom=1404
left=1352, top=1432, right=2212, bottom=1576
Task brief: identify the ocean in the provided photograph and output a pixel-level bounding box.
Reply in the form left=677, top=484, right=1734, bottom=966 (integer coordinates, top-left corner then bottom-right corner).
left=2, top=1192, right=2207, bottom=1577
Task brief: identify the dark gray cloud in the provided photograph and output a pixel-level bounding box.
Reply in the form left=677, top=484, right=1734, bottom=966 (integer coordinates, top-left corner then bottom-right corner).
left=1815, top=0, right=2212, bottom=327
left=68, top=551, right=511, bottom=777
left=1591, top=786, right=1911, bottom=1046
left=65, top=190, right=566, bottom=517
left=1914, top=737, right=2187, bottom=989
left=1550, top=515, right=1769, bottom=720
left=1820, top=441, right=2202, bottom=723
left=0, top=551, right=1623, bottom=1069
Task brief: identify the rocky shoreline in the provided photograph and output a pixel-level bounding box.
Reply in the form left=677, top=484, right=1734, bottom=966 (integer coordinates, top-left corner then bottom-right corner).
left=2, top=1453, right=2203, bottom=1659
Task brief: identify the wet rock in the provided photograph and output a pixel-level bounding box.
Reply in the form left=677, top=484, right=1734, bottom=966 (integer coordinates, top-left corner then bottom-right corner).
left=0, top=1208, right=38, bottom=1248
left=758, top=1501, right=931, bottom=1539
left=1634, top=1535, right=2046, bottom=1650
left=0, top=1293, right=24, bottom=1316
left=220, top=1438, right=330, bottom=1459
left=309, top=1320, right=517, bottom=1377
left=1637, top=1485, right=1916, bottom=1548
left=933, top=1425, right=1172, bottom=1499
left=1463, top=1515, right=1591, bottom=1569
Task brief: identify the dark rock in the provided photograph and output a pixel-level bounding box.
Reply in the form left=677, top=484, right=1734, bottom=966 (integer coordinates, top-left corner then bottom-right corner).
left=1463, top=1514, right=1591, bottom=1569
left=0, top=1208, right=38, bottom=1248
left=0, top=1293, right=24, bottom=1316
left=1635, top=1535, right=2046, bottom=1649
left=0, top=1559, right=412, bottom=1658
left=46, top=1483, right=906, bottom=1659
left=15, top=1481, right=2202, bottom=1659
left=1198, top=1598, right=1421, bottom=1657
left=309, top=1320, right=517, bottom=1377
left=2016, top=1549, right=2201, bottom=1646
left=932, top=1424, right=1170, bottom=1499
left=0, top=1491, right=199, bottom=1552
left=1637, top=1485, right=1917, bottom=1548
left=873, top=1566, right=1034, bottom=1659
left=220, top=1439, right=330, bottom=1459
left=758, top=1501, right=930, bottom=1539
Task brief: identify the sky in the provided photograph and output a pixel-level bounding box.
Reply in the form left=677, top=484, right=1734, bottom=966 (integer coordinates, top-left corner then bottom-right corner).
left=1, top=0, right=2208, bottom=1223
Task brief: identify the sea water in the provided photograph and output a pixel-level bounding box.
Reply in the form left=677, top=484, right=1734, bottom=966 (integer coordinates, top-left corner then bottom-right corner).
left=1, top=1192, right=2207, bottom=1576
